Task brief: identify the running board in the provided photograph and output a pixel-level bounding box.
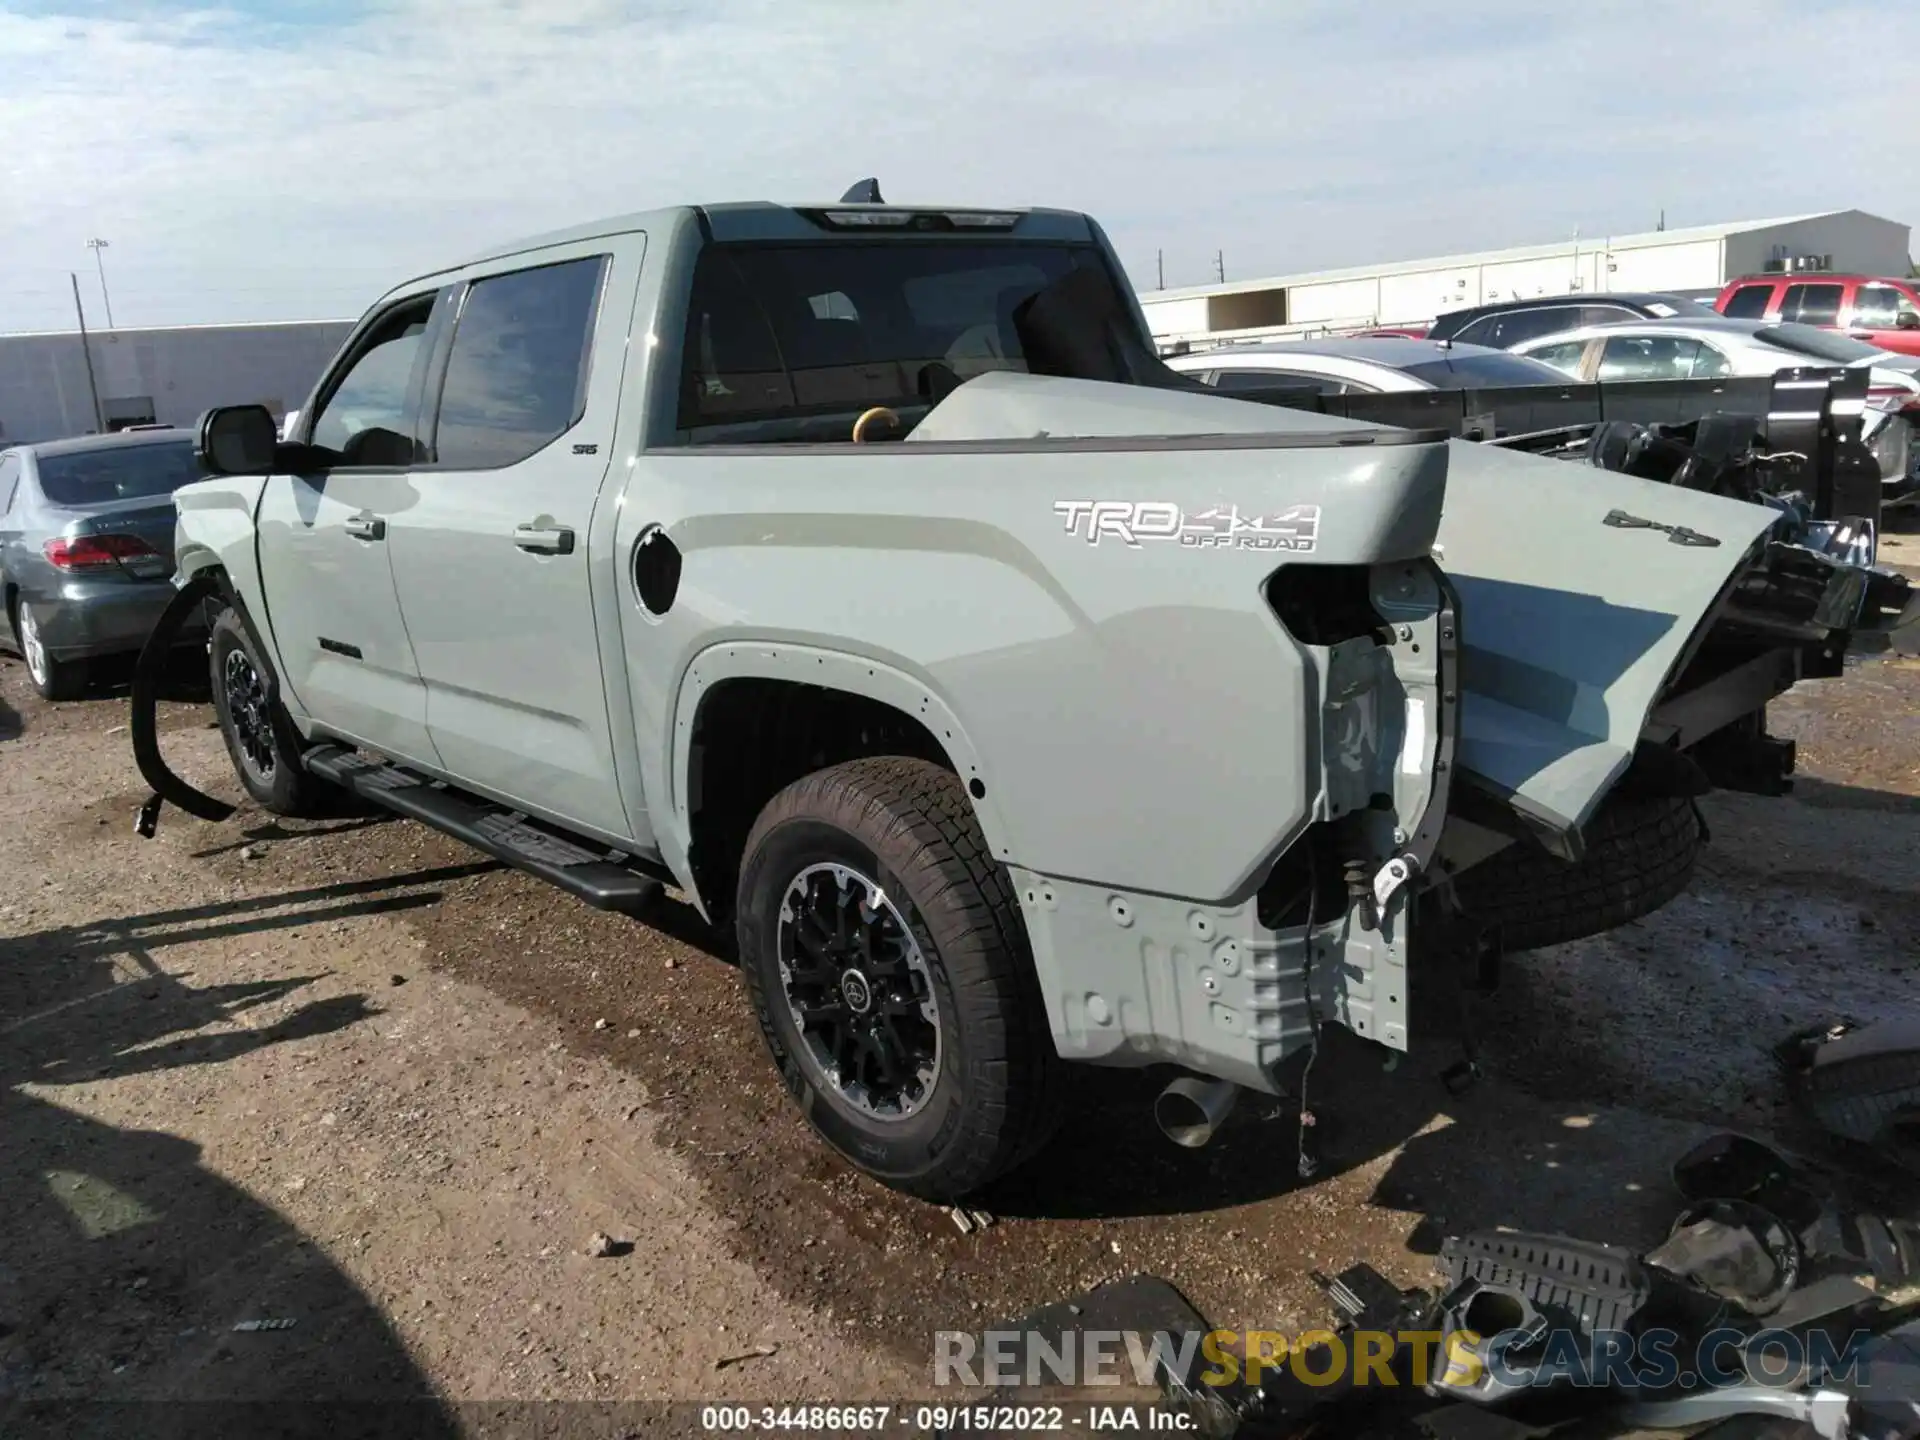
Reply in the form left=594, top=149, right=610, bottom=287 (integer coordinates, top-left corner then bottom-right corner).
left=304, top=745, right=664, bottom=912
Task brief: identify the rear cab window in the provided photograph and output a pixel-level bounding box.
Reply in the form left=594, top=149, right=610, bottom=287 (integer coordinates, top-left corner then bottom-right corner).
left=674, top=238, right=1133, bottom=442
left=32, top=440, right=204, bottom=506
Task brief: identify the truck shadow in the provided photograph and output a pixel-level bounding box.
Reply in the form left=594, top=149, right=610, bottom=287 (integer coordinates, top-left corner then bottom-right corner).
left=0, top=872, right=478, bottom=1427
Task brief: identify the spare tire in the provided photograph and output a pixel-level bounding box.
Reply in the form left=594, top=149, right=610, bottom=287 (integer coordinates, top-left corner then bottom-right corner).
left=1450, top=793, right=1704, bottom=953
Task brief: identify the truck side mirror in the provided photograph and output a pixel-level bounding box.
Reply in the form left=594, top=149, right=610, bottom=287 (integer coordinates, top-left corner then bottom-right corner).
left=196, top=404, right=279, bottom=476
left=1898, top=311, right=1920, bottom=331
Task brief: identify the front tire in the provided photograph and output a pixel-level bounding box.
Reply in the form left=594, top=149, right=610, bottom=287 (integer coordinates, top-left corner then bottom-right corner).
left=208, top=606, right=327, bottom=817
left=735, top=757, right=1063, bottom=1201
left=15, top=599, right=87, bottom=701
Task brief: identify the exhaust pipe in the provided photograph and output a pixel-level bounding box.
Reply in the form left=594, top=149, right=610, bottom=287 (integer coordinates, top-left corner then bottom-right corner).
left=1154, top=1075, right=1241, bottom=1149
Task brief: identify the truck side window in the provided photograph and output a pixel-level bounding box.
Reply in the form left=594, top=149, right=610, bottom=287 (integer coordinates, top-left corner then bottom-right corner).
left=1854, top=284, right=1920, bottom=326
left=429, top=255, right=608, bottom=470
left=1721, top=284, right=1773, bottom=319
left=1782, top=283, right=1844, bottom=327
left=308, top=300, right=435, bottom=465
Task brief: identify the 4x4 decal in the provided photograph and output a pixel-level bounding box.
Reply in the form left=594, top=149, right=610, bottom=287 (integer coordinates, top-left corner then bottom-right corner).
left=1053, top=500, right=1320, bottom=552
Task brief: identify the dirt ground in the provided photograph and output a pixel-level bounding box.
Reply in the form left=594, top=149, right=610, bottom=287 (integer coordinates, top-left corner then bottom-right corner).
left=4, top=545, right=1920, bottom=1432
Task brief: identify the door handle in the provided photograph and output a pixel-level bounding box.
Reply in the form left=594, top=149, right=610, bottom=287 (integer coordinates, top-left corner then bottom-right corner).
left=514, top=523, right=575, bottom=556
left=344, top=514, right=385, bottom=541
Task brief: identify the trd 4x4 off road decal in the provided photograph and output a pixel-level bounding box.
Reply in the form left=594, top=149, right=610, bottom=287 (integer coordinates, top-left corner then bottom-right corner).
left=1053, top=500, right=1320, bottom=552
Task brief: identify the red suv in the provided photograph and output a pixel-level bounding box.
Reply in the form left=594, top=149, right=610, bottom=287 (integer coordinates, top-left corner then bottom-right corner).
left=1714, top=274, right=1920, bottom=356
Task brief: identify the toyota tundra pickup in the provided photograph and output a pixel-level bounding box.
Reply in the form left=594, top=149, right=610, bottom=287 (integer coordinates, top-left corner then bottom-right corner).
left=130, top=186, right=1909, bottom=1200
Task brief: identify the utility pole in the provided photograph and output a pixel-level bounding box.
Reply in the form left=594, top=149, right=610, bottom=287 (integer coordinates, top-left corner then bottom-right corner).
left=1214, top=250, right=1225, bottom=284
left=87, top=238, right=114, bottom=329
left=1157, top=250, right=1164, bottom=289
left=70, top=273, right=106, bottom=434
left=1657, top=208, right=1666, bottom=232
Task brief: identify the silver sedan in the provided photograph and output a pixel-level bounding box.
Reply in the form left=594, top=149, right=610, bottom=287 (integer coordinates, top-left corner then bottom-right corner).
left=1164, top=334, right=1576, bottom=395
left=0, top=429, right=208, bottom=700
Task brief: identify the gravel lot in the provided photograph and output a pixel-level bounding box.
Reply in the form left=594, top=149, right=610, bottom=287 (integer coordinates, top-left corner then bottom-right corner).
left=4, top=542, right=1918, bottom=1427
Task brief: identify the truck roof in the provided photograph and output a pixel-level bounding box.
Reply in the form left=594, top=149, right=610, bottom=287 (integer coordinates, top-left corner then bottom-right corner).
left=446, top=200, right=1098, bottom=274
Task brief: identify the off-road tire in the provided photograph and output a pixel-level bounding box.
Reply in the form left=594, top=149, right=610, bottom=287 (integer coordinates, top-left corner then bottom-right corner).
left=14, top=598, right=87, bottom=701
left=1451, top=793, right=1704, bottom=953
left=208, top=606, right=328, bottom=818
left=735, top=756, right=1065, bottom=1201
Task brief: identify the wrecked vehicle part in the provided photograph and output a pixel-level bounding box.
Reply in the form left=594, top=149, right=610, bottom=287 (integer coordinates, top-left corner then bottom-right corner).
left=1621, top=1387, right=1856, bottom=1440
left=1156, top=1262, right=1443, bottom=1438
left=1425, top=1232, right=1693, bottom=1408
left=1840, top=1317, right=1920, bottom=1440
left=917, top=373, right=1792, bottom=1070
left=1671, top=1132, right=1920, bottom=1300
left=1647, top=1201, right=1804, bottom=1318
left=128, top=567, right=238, bottom=834
left=1780, top=1021, right=1920, bottom=1175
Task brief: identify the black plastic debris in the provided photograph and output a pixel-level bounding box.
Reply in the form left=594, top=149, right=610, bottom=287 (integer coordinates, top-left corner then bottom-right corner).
left=1646, top=1199, right=1802, bottom=1316
left=1162, top=1263, right=1443, bottom=1439
left=1670, top=1131, right=1920, bottom=1298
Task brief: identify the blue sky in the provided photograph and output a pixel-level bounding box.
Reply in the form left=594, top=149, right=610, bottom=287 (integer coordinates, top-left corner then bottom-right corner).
left=1, top=0, right=1913, bottom=330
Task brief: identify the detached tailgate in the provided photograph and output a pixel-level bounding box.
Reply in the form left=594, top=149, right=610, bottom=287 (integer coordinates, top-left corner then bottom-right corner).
left=1436, top=438, right=1778, bottom=839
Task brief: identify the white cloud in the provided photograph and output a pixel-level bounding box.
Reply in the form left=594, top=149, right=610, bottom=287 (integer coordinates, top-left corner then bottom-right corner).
left=0, top=0, right=1913, bottom=329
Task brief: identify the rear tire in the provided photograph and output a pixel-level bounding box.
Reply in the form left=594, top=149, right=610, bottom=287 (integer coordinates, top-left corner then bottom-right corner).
left=209, top=606, right=328, bottom=818
left=1451, top=793, right=1704, bottom=952
left=15, top=599, right=87, bottom=702
left=735, top=756, right=1064, bottom=1201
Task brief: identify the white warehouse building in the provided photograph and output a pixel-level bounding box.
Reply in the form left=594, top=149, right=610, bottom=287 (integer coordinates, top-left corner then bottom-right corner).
left=1140, top=209, right=1913, bottom=347
left=0, top=319, right=355, bottom=446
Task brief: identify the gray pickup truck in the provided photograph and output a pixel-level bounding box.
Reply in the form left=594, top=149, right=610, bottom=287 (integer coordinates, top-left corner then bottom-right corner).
left=129, top=188, right=1902, bottom=1200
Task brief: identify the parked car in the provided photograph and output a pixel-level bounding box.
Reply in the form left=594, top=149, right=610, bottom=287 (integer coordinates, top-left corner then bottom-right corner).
left=1426, top=292, right=1717, bottom=350
left=127, top=191, right=1896, bottom=1201
left=0, top=429, right=209, bottom=700
left=1508, top=316, right=1920, bottom=496
left=1164, top=335, right=1576, bottom=394
left=1715, top=275, right=1920, bottom=358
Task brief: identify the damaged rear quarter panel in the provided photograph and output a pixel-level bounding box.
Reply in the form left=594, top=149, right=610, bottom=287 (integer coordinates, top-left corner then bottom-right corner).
left=622, top=432, right=1449, bottom=907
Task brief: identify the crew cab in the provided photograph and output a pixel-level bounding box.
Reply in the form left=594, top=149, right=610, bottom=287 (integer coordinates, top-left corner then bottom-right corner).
left=1715, top=275, right=1920, bottom=357
left=135, top=191, right=1907, bottom=1201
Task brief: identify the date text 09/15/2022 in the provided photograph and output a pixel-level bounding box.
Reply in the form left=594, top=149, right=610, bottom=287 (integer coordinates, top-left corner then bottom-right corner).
left=699, top=1402, right=1192, bottom=1432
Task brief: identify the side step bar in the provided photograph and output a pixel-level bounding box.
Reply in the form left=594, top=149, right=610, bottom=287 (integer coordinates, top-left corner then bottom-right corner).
left=304, top=745, right=664, bottom=912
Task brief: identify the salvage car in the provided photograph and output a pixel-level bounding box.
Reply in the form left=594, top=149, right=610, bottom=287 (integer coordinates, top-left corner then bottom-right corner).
left=1510, top=316, right=1920, bottom=498
left=128, top=189, right=1915, bottom=1201
left=1162, top=335, right=1575, bottom=395
left=1425, top=291, right=1716, bottom=349
left=0, top=428, right=209, bottom=700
